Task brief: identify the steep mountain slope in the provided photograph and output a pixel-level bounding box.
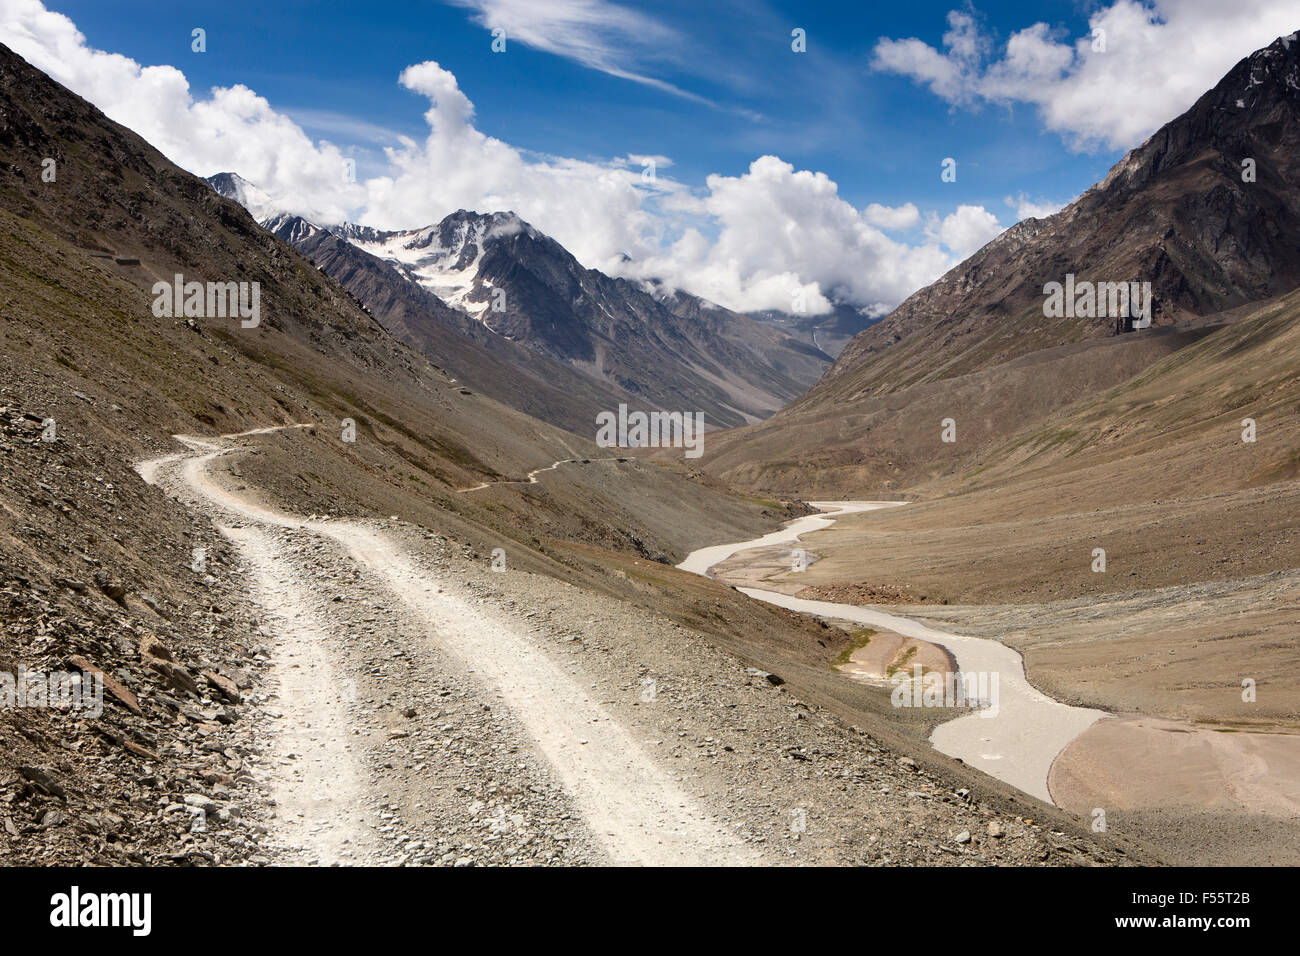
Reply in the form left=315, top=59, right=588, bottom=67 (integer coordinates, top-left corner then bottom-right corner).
left=687, top=33, right=1300, bottom=867
left=702, top=319, right=1225, bottom=495
left=778, top=286, right=1300, bottom=602
left=643, top=284, right=836, bottom=395
left=211, top=180, right=831, bottom=429
left=706, top=291, right=1300, bottom=867
left=706, top=30, right=1300, bottom=493
left=733, top=284, right=1300, bottom=729
left=0, top=34, right=819, bottom=631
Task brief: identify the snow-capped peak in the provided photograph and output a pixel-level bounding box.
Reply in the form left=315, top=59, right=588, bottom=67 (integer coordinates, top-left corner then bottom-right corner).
left=260, top=212, right=324, bottom=245
left=340, top=210, right=535, bottom=326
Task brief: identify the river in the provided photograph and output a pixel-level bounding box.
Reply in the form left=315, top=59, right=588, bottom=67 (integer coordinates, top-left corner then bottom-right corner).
left=678, top=501, right=1106, bottom=804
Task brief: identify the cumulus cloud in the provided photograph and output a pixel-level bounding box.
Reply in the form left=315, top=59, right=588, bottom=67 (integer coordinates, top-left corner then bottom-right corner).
left=1005, top=193, right=1067, bottom=221
left=863, top=202, right=921, bottom=230
left=931, top=204, right=1004, bottom=260
left=0, top=0, right=1007, bottom=316
left=874, top=10, right=988, bottom=103
left=872, top=0, right=1300, bottom=151
left=359, top=59, right=669, bottom=272
left=617, top=157, right=960, bottom=314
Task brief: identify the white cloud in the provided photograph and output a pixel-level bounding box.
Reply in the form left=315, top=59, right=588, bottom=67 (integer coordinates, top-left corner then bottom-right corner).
left=0, top=0, right=365, bottom=223
left=872, top=0, right=1300, bottom=151
left=1005, top=192, right=1066, bottom=221
left=932, top=204, right=1004, bottom=259
left=360, top=59, right=667, bottom=273
left=617, top=157, right=963, bottom=314
left=863, top=202, right=921, bottom=230
left=0, top=0, right=1007, bottom=316
left=874, top=11, right=984, bottom=103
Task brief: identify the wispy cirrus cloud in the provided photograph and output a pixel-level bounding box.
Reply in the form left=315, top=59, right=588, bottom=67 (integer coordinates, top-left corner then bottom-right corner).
left=445, top=0, right=713, bottom=105
left=284, top=108, right=407, bottom=145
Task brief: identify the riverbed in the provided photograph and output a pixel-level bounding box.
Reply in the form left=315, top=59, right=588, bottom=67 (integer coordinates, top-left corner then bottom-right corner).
left=677, top=501, right=1106, bottom=804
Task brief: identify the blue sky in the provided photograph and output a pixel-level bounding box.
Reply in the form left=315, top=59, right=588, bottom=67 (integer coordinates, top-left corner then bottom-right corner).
left=45, top=0, right=1116, bottom=214
left=6, top=0, right=1297, bottom=313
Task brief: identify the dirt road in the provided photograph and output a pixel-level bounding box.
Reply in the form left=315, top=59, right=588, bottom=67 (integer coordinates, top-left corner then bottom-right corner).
left=139, top=427, right=757, bottom=866
left=456, top=457, right=628, bottom=493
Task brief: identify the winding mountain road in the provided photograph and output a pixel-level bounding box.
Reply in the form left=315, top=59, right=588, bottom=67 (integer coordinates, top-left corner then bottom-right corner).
left=455, top=456, right=630, bottom=493
left=138, top=426, right=759, bottom=866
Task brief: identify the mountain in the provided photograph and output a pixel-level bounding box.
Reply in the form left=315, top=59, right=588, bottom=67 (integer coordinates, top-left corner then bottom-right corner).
left=704, top=29, right=1300, bottom=494
left=209, top=178, right=831, bottom=430
left=686, top=34, right=1300, bottom=865
left=326, top=209, right=834, bottom=426
left=259, top=212, right=658, bottom=435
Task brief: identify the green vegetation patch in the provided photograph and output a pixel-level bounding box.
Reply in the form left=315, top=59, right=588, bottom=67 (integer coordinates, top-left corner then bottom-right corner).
left=833, top=627, right=876, bottom=668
